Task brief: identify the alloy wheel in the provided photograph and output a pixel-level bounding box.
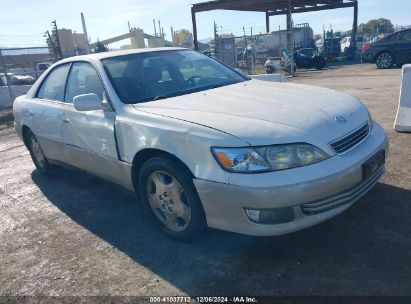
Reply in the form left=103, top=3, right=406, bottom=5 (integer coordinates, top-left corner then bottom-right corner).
left=30, top=135, right=46, bottom=169
left=376, top=53, right=393, bottom=69
left=146, top=171, right=192, bottom=232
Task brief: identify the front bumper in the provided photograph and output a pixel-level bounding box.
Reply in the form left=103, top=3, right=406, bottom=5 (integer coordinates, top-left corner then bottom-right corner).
left=194, top=123, right=388, bottom=236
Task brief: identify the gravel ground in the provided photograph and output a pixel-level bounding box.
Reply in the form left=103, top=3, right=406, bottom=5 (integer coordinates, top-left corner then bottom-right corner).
left=0, top=63, right=410, bottom=297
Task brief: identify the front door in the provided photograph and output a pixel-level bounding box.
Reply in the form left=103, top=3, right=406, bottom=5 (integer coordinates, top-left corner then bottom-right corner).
left=31, top=63, right=71, bottom=162
left=60, top=61, right=119, bottom=180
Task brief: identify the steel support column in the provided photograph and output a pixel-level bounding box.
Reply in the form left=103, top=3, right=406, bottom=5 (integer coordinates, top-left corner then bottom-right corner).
left=192, top=7, right=199, bottom=50
left=286, top=0, right=293, bottom=51
left=350, top=1, right=358, bottom=48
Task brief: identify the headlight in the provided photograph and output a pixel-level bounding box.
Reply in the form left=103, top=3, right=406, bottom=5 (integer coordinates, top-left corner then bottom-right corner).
left=212, top=147, right=270, bottom=173
left=212, top=144, right=329, bottom=173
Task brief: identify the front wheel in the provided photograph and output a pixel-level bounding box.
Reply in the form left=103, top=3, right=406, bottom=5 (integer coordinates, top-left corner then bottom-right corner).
left=313, top=56, right=326, bottom=70
left=138, top=157, right=207, bottom=241
left=376, top=52, right=394, bottom=69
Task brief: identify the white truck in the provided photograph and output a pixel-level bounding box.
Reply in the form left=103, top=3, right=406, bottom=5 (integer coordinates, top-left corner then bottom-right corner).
left=246, top=23, right=314, bottom=60
left=340, top=36, right=366, bottom=54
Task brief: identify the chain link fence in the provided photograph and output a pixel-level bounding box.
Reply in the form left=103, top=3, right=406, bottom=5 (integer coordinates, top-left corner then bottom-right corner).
left=211, top=23, right=303, bottom=76
left=210, top=22, right=322, bottom=76
left=0, top=47, right=52, bottom=108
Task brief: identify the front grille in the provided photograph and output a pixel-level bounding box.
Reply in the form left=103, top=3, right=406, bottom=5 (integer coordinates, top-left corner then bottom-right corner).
left=301, top=166, right=384, bottom=215
left=329, top=122, right=370, bottom=154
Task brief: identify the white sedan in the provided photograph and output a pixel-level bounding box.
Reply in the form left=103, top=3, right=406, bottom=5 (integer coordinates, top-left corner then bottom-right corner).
left=13, top=48, right=388, bottom=240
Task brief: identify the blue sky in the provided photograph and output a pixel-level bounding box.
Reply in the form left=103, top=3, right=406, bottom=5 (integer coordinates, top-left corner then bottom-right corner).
left=1, top=0, right=410, bottom=47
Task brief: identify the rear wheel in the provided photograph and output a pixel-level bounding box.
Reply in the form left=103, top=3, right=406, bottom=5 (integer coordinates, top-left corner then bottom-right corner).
left=376, top=52, right=394, bottom=69
left=26, top=130, right=52, bottom=175
left=138, top=157, right=207, bottom=241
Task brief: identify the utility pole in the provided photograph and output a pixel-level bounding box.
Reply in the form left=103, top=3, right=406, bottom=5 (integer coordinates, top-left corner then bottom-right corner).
left=214, top=22, right=218, bottom=58
left=81, top=13, right=91, bottom=54
left=0, top=49, right=14, bottom=105
left=153, top=19, right=157, bottom=37
left=171, top=27, right=174, bottom=46
left=286, top=0, right=294, bottom=76
left=51, top=20, right=62, bottom=59
left=45, top=30, right=59, bottom=62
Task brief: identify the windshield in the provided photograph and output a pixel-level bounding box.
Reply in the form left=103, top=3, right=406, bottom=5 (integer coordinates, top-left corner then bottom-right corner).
left=102, top=50, right=247, bottom=104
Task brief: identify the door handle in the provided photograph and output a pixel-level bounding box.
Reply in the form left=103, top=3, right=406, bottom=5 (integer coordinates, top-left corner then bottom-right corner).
left=29, top=110, right=34, bottom=117
left=62, top=117, right=70, bottom=123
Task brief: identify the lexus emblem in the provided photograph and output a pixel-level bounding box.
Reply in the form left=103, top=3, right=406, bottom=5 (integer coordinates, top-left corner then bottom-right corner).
left=335, top=116, right=347, bottom=124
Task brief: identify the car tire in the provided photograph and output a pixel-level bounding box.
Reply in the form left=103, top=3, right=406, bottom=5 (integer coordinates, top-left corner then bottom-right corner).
left=313, top=56, right=326, bottom=70
left=138, top=156, right=207, bottom=241
left=376, top=52, right=394, bottom=69
left=26, top=130, right=52, bottom=175
left=266, top=66, right=275, bottom=74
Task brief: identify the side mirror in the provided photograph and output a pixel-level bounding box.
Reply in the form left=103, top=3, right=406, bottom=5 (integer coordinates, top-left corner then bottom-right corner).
left=73, top=93, right=104, bottom=111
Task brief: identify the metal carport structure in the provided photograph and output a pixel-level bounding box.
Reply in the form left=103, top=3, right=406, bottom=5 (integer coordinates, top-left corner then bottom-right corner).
left=191, top=0, right=359, bottom=51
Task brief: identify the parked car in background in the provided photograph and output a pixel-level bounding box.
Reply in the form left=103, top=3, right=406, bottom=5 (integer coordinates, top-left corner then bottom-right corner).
left=340, top=36, right=366, bottom=54
left=0, top=73, right=36, bottom=86
left=362, top=29, right=411, bottom=69
left=294, top=48, right=326, bottom=70
left=14, top=48, right=388, bottom=240
left=35, top=62, right=52, bottom=76
left=0, top=74, right=6, bottom=86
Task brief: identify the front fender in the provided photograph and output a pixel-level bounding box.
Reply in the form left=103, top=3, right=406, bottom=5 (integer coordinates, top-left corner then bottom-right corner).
left=115, top=107, right=248, bottom=184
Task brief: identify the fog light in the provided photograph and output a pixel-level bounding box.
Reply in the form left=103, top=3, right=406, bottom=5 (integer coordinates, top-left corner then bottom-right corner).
left=245, top=207, right=295, bottom=225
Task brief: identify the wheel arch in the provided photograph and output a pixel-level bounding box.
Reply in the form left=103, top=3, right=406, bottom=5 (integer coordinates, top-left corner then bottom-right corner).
left=21, top=125, right=31, bottom=148
left=375, top=49, right=396, bottom=63
left=131, top=148, right=195, bottom=192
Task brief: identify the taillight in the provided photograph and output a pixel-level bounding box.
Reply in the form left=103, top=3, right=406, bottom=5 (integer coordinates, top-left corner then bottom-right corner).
left=362, top=44, right=370, bottom=51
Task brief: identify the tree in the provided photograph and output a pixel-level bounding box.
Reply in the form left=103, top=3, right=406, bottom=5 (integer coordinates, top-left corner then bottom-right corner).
left=358, top=18, right=394, bottom=34
left=94, top=40, right=108, bottom=53
left=172, top=29, right=193, bottom=47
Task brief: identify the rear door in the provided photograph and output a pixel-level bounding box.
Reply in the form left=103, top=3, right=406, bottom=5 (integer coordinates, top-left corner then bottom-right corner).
left=30, top=63, right=71, bottom=162
left=60, top=61, right=119, bottom=180
left=397, top=30, right=411, bottom=64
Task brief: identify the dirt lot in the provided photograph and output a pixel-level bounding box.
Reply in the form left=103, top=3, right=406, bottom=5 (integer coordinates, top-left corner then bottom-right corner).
left=0, top=63, right=410, bottom=297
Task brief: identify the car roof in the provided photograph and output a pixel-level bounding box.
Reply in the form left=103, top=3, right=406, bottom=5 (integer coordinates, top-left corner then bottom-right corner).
left=59, top=47, right=188, bottom=63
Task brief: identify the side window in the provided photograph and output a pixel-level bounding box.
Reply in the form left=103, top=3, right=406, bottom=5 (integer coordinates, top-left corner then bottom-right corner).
left=37, top=64, right=70, bottom=101
left=385, top=33, right=399, bottom=42
left=399, top=31, right=411, bottom=41
left=64, top=62, right=104, bottom=103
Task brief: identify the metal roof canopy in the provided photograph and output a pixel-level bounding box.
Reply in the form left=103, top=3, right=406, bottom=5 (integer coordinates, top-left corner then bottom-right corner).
left=191, top=0, right=358, bottom=50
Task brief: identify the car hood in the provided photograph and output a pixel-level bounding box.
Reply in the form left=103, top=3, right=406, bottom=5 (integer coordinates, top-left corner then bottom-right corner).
left=133, top=80, right=369, bottom=148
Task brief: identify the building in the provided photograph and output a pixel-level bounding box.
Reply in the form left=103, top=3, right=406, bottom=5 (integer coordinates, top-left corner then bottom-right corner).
left=58, top=28, right=88, bottom=57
